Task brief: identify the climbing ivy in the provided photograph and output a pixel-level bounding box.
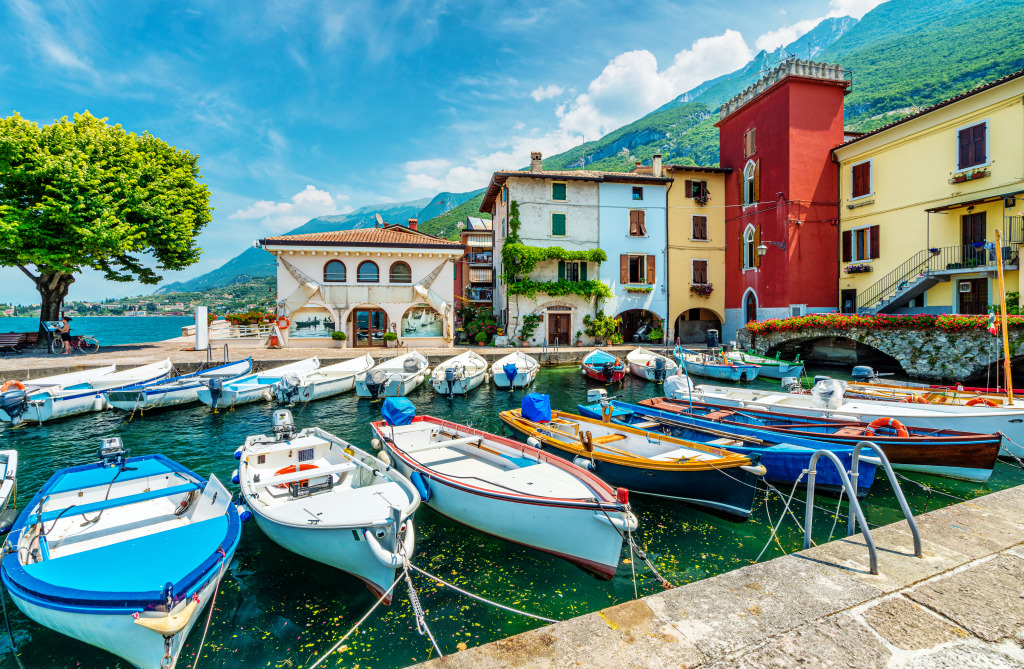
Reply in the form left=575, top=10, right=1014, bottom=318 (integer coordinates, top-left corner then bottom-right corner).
left=507, top=279, right=613, bottom=300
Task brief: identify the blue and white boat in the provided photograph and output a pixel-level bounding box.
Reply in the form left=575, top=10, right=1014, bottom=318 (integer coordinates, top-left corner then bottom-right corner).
left=0, top=359, right=173, bottom=425
left=196, top=357, right=319, bottom=410
left=491, top=351, right=539, bottom=389
left=272, top=353, right=375, bottom=404
left=1, top=440, right=240, bottom=669
left=106, top=358, right=253, bottom=412
left=674, top=347, right=758, bottom=383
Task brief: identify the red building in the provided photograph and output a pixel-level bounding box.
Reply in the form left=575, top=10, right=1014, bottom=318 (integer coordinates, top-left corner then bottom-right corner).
left=717, top=59, right=851, bottom=339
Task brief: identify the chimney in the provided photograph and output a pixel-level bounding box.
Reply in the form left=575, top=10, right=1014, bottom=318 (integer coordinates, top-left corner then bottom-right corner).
left=408, top=218, right=418, bottom=231
left=652, top=154, right=662, bottom=178
left=530, top=151, right=543, bottom=172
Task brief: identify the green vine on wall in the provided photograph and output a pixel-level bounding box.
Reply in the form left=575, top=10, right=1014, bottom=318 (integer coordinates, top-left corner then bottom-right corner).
left=507, top=279, right=613, bottom=299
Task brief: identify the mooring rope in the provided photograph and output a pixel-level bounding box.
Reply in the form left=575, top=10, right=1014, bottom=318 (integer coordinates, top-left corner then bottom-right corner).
left=404, top=567, right=443, bottom=658
left=189, top=549, right=227, bottom=669
left=755, top=474, right=804, bottom=562
left=406, top=563, right=559, bottom=623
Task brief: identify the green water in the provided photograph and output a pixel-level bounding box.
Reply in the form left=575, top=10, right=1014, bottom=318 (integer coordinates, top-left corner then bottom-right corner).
left=1, top=366, right=1022, bottom=668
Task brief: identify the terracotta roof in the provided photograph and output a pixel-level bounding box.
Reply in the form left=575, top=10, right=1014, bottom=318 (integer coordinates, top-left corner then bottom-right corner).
left=260, top=224, right=463, bottom=249
left=836, top=68, right=1024, bottom=150
left=479, top=169, right=671, bottom=213
left=632, top=164, right=732, bottom=175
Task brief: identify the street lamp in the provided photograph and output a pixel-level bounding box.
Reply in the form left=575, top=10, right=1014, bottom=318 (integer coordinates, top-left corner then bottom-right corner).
left=756, top=240, right=786, bottom=257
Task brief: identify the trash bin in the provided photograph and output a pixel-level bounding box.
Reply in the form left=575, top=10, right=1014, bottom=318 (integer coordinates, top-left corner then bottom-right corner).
left=706, top=329, right=719, bottom=349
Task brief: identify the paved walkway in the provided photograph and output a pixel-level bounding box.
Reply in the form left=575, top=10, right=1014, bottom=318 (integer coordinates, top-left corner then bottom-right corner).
left=409, top=485, right=1024, bottom=668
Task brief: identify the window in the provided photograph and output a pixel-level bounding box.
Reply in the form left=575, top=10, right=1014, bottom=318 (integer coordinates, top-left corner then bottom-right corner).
left=691, top=215, right=708, bottom=240
left=957, top=122, right=987, bottom=170
left=692, top=260, right=708, bottom=284
left=551, top=213, right=566, bottom=236
left=357, top=261, right=379, bottom=283
left=632, top=187, right=643, bottom=201
left=743, top=160, right=758, bottom=206
left=551, top=182, right=567, bottom=201
left=620, top=254, right=655, bottom=284
left=685, top=180, right=709, bottom=199
left=851, top=160, right=872, bottom=199
left=323, top=260, right=346, bottom=282
left=742, top=225, right=760, bottom=269
left=389, top=262, right=411, bottom=283
left=744, top=128, right=756, bottom=157
left=558, top=260, right=587, bottom=282
left=842, top=225, right=880, bottom=262
left=628, top=210, right=647, bottom=236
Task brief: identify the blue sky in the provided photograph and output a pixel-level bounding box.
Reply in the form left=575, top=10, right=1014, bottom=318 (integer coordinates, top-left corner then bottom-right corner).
left=0, top=0, right=882, bottom=304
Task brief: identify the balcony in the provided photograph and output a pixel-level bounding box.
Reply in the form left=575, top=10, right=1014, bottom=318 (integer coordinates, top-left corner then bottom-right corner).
left=466, top=288, right=493, bottom=303
left=927, top=243, right=1018, bottom=276
left=468, top=252, right=493, bottom=265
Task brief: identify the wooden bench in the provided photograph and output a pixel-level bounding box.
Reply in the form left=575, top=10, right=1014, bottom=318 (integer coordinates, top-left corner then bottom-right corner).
left=0, top=332, right=39, bottom=355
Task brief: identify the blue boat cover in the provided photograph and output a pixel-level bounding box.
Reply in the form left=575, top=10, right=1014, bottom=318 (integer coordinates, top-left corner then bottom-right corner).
left=503, top=363, right=519, bottom=382
left=382, top=397, right=416, bottom=426
left=521, top=393, right=551, bottom=422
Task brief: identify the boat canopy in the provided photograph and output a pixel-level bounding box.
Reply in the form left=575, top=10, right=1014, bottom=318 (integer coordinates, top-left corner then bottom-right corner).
left=382, top=397, right=416, bottom=426
left=521, top=393, right=551, bottom=422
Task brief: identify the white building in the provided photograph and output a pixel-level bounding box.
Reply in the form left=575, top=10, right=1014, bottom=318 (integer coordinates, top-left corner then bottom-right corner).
left=260, top=224, right=464, bottom=348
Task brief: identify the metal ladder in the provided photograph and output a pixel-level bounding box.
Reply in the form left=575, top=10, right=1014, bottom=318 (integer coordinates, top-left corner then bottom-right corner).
left=803, top=441, right=922, bottom=575
left=204, top=343, right=230, bottom=365
left=540, top=339, right=559, bottom=365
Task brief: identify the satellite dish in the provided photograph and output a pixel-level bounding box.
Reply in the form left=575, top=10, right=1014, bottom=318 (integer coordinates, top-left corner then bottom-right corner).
left=375, top=213, right=384, bottom=227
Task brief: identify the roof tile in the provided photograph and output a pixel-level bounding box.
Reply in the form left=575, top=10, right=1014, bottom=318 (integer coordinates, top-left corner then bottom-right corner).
left=261, top=225, right=463, bottom=248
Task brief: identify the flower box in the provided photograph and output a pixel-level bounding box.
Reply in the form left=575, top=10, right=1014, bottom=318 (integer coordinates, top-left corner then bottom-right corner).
left=689, top=283, right=713, bottom=298
left=844, top=264, right=873, bottom=274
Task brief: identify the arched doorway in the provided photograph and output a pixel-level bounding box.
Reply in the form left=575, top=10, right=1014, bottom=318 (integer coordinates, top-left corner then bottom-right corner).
left=350, top=305, right=388, bottom=347
left=673, top=308, right=723, bottom=344
left=618, top=309, right=662, bottom=343
left=744, top=291, right=758, bottom=323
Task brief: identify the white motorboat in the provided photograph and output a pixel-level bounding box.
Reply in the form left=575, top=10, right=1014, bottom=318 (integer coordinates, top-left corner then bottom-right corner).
left=355, top=352, right=430, bottom=399
left=273, top=353, right=375, bottom=404
left=626, top=347, right=678, bottom=382
left=235, top=410, right=419, bottom=601
left=696, top=384, right=1024, bottom=458
left=371, top=399, right=637, bottom=578
left=430, top=350, right=489, bottom=397
left=107, top=358, right=253, bottom=412
left=491, top=351, right=539, bottom=389
left=196, top=357, right=320, bottom=410
left=0, top=359, right=173, bottom=425
left=1, top=440, right=239, bottom=669
left=0, top=450, right=18, bottom=530
left=0, top=366, right=116, bottom=425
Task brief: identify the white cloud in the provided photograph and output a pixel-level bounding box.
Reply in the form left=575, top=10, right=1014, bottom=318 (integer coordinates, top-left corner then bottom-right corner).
left=755, top=0, right=885, bottom=52
left=829, top=0, right=885, bottom=19
left=530, top=84, right=564, bottom=102
left=228, top=185, right=353, bottom=232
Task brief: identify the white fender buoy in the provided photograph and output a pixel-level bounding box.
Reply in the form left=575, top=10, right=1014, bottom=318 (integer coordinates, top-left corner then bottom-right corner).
left=371, top=438, right=382, bottom=451
left=363, top=526, right=409, bottom=568
left=262, top=389, right=272, bottom=401
left=92, top=395, right=105, bottom=411
left=378, top=450, right=391, bottom=466
left=401, top=519, right=416, bottom=558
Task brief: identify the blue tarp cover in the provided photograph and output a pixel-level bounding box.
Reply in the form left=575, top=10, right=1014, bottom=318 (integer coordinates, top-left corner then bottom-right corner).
left=521, top=393, right=551, bottom=423
left=382, top=397, right=416, bottom=426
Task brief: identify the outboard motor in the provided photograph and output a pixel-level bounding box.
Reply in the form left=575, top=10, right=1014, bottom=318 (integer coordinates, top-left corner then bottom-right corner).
left=274, top=372, right=302, bottom=404
left=601, top=361, right=616, bottom=382
left=445, top=366, right=457, bottom=398
left=0, top=389, right=29, bottom=427
left=272, top=409, right=296, bottom=441
left=654, top=356, right=667, bottom=382
left=403, top=357, right=421, bottom=373
left=503, top=363, right=518, bottom=387
left=97, top=437, right=128, bottom=467
left=364, top=370, right=387, bottom=399
left=207, top=378, right=224, bottom=408
left=851, top=365, right=876, bottom=381
left=781, top=376, right=801, bottom=393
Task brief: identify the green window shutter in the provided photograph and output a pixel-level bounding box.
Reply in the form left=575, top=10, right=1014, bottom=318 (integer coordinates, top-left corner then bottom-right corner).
left=558, top=260, right=566, bottom=280
left=552, top=182, right=567, bottom=201
left=580, top=262, right=587, bottom=281
left=552, top=213, right=566, bottom=236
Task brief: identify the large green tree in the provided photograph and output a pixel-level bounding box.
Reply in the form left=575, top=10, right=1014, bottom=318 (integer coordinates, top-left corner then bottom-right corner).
left=0, top=111, right=211, bottom=332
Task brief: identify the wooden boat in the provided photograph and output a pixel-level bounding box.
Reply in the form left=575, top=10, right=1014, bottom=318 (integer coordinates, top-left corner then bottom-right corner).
left=430, top=350, right=489, bottom=397
left=723, top=350, right=803, bottom=379
left=371, top=398, right=636, bottom=578
left=196, top=358, right=320, bottom=410
left=1, top=440, right=239, bottom=669
left=272, top=353, right=374, bottom=403
left=0, top=366, right=117, bottom=425
left=576, top=398, right=875, bottom=494
left=639, top=397, right=1002, bottom=483
left=499, top=395, right=765, bottom=520
left=626, top=347, right=678, bottom=382
left=107, top=358, right=253, bottom=412
left=355, top=352, right=430, bottom=398
left=491, top=351, right=539, bottom=389
left=236, top=410, right=419, bottom=602
left=694, top=384, right=1024, bottom=459
left=580, top=348, right=627, bottom=384
left=0, top=359, right=173, bottom=425
left=844, top=380, right=1020, bottom=407
left=674, top=347, right=758, bottom=382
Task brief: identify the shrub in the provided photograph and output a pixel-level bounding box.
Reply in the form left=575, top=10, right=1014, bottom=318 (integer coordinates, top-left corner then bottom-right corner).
left=474, top=331, right=488, bottom=343
left=331, top=331, right=346, bottom=341
left=382, top=331, right=398, bottom=341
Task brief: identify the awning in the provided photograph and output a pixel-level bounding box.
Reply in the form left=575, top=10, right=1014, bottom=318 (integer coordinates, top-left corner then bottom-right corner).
left=466, top=236, right=492, bottom=248
left=469, top=268, right=493, bottom=283
left=926, top=190, right=1024, bottom=213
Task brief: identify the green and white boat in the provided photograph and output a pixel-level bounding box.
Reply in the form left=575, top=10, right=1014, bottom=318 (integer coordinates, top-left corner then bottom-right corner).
left=723, top=350, right=804, bottom=379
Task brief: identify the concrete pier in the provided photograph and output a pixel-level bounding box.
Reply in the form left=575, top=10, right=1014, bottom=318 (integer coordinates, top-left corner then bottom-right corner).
left=409, top=485, right=1024, bottom=668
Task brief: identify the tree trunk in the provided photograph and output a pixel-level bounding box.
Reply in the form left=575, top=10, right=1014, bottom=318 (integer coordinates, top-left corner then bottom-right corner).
left=27, top=269, right=74, bottom=348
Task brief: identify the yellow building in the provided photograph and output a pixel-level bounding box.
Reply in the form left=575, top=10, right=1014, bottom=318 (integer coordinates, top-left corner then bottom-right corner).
left=834, top=69, right=1024, bottom=315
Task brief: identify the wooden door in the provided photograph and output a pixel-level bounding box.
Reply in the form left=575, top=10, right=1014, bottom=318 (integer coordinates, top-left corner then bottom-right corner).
left=745, top=293, right=758, bottom=323
left=961, top=212, right=986, bottom=265
left=959, top=279, right=988, bottom=315
left=353, top=308, right=387, bottom=347
left=548, top=314, right=570, bottom=345
left=841, top=289, right=857, bottom=314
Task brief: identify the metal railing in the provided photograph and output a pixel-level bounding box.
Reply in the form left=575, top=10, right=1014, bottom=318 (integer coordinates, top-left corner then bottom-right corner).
left=467, top=253, right=493, bottom=264
left=466, top=288, right=493, bottom=301
left=1008, top=217, right=1024, bottom=244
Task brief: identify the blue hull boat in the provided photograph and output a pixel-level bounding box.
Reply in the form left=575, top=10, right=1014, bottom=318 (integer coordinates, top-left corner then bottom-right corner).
left=674, top=347, right=759, bottom=382
left=106, top=357, right=254, bottom=412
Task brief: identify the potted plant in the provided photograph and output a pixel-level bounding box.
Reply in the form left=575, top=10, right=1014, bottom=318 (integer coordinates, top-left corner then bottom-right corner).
left=649, top=327, right=664, bottom=343
left=331, top=331, right=346, bottom=348
left=383, top=331, right=398, bottom=348
left=474, top=331, right=488, bottom=346
left=575, top=330, right=583, bottom=347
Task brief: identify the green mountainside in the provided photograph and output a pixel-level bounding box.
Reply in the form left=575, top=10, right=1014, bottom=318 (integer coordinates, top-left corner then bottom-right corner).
left=418, top=192, right=490, bottom=240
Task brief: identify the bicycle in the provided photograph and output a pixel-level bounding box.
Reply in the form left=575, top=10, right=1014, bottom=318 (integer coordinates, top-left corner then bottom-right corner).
left=50, top=333, right=100, bottom=355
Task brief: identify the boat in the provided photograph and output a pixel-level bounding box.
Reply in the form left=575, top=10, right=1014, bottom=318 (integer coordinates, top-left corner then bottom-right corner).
left=355, top=352, right=430, bottom=399
left=0, top=366, right=117, bottom=425
left=430, top=350, right=489, bottom=397
left=371, top=398, right=636, bottom=578
left=235, top=410, right=419, bottom=602
left=722, top=350, right=803, bottom=379
left=580, top=349, right=627, bottom=384
left=0, top=359, right=173, bottom=425
left=0, top=450, right=18, bottom=532
left=693, top=383, right=1024, bottom=459
left=491, top=351, right=540, bottom=389
left=272, top=353, right=374, bottom=404
left=626, top=347, right=678, bottom=382
left=106, top=358, right=254, bottom=413
left=674, top=347, right=759, bottom=382
left=1, top=439, right=239, bottom=669
left=843, top=379, right=1021, bottom=407
left=195, top=358, right=320, bottom=410
left=638, top=396, right=1002, bottom=483
left=577, top=394, right=875, bottom=494
left=499, top=394, right=765, bottom=520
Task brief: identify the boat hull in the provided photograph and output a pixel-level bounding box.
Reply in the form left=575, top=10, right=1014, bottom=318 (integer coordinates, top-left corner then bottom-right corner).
left=293, top=375, right=358, bottom=403
left=492, top=368, right=537, bottom=389
left=356, top=372, right=427, bottom=398
left=744, top=363, right=803, bottom=379
left=430, top=371, right=486, bottom=396
left=582, top=365, right=626, bottom=384
left=107, top=384, right=203, bottom=411
left=197, top=383, right=273, bottom=409
left=686, top=363, right=758, bottom=382
left=628, top=361, right=677, bottom=382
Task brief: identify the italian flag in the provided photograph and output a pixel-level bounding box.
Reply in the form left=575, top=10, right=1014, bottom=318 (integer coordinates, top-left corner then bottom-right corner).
left=988, top=313, right=998, bottom=336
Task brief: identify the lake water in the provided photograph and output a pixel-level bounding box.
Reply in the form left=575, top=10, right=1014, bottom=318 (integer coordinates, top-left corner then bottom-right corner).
left=0, top=366, right=1021, bottom=668
left=0, top=316, right=194, bottom=346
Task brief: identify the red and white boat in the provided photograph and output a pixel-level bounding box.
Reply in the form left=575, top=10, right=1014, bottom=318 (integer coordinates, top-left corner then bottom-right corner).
left=581, top=348, right=627, bottom=384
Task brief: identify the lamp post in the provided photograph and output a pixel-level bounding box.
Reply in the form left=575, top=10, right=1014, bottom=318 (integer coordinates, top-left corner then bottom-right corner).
left=756, top=240, right=786, bottom=257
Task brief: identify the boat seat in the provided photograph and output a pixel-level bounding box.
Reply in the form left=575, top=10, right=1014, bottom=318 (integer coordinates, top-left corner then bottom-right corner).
left=631, top=421, right=661, bottom=429
left=704, top=411, right=733, bottom=420
left=650, top=448, right=718, bottom=462
left=252, top=461, right=357, bottom=489
left=591, top=434, right=626, bottom=444
left=832, top=427, right=867, bottom=436
left=31, top=483, right=200, bottom=525
left=47, top=460, right=193, bottom=495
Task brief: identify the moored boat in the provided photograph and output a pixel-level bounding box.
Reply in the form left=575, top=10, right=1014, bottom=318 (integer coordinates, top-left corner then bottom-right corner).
left=1, top=366, right=117, bottom=425
left=355, top=351, right=430, bottom=399
left=236, top=410, right=419, bottom=601
left=1, top=440, right=239, bottom=669
left=272, top=353, right=374, bottom=404
left=722, top=350, right=803, bottom=379
left=499, top=394, right=765, bottom=520
left=581, top=348, right=627, bottom=384
left=371, top=398, right=637, bottom=578
left=430, top=350, right=489, bottom=397
left=626, top=347, right=678, bottom=382
left=107, top=358, right=253, bottom=412
left=0, top=450, right=18, bottom=531
left=674, top=347, right=758, bottom=382
left=491, top=351, right=539, bottom=389
left=196, top=357, right=320, bottom=410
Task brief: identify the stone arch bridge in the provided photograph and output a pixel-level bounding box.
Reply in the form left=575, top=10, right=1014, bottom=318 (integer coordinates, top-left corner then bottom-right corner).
left=736, top=326, right=1024, bottom=381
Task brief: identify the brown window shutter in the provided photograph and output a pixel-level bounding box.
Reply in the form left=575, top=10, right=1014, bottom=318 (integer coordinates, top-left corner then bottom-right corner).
left=753, top=225, right=761, bottom=267
left=842, top=230, right=852, bottom=262
left=738, top=172, right=744, bottom=204
left=684, top=180, right=693, bottom=198
left=628, top=210, right=639, bottom=235
left=693, top=215, right=707, bottom=239
left=869, top=225, right=880, bottom=259
left=958, top=128, right=971, bottom=170
left=974, top=124, right=986, bottom=166
left=752, top=160, right=760, bottom=203
left=620, top=255, right=629, bottom=283
left=750, top=128, right=756, bottom=155
left=646, top=255, right=656, bottom=284
left=637, top=210, right=646, bottom=236
left=739, top=232, right=745, bottom=267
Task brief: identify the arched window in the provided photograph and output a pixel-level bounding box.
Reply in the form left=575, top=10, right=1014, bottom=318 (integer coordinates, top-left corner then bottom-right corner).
left=323, top=260, right=346, bottom=282
left=745, top=291, right=758, bottom=323
left=743, top=225, right=756, bottom=269
left=357, top=261, right=379, bottom=283
left=389, top=261, right=411, bottom=283
left=743, top=160, right=758, bottom=206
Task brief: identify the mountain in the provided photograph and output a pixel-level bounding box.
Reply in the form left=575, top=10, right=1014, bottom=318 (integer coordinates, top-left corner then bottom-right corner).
left=418, top=192, right=490, bottom=240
